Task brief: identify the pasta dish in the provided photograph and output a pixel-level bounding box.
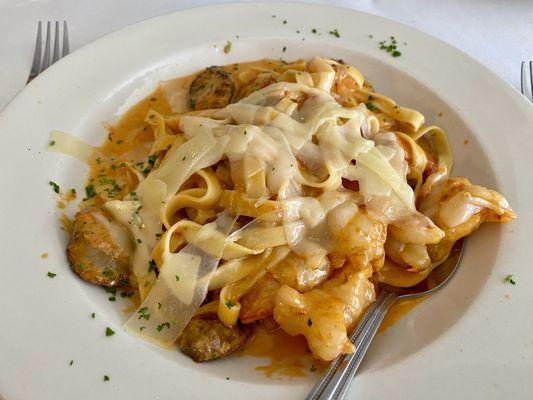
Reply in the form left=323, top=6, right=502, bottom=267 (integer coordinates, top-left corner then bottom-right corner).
left=51, top=57, right=515, bottom=363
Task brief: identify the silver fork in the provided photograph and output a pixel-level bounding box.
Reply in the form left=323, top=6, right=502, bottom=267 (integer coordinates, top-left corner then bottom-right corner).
left=520, top=61, right=532, bottom=102
left=27, top=21, right=69, bottom=84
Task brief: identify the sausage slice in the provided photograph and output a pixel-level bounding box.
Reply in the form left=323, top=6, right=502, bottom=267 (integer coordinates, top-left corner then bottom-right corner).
left=67, top=207, right=132, bottom=287
left=178, top=315, right=254, bottom=362
left=189, top=66, right=235, bottom=110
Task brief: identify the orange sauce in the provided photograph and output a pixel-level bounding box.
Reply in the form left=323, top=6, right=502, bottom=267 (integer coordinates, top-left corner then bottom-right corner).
left=56, top=187, right=77, bottom=209
left=378, top=296, right=424, bottom=333
left=240, top=324, right=318, bottom=378
left=59, top=213, right=73, bottom=232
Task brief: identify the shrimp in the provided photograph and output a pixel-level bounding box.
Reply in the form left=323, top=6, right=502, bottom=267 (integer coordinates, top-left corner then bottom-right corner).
left=329, top=205, right=387, bottom=271
left=273, top=265, right=375, bottom=361
left=239, top=255, right=331, bottom=324
left=419, top=177, right=516, bottom=263
left=273, top=207, right=381, bottom=361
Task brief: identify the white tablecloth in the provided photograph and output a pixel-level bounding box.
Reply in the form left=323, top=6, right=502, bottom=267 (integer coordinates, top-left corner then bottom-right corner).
left=1, top=0, right=531, bottom=110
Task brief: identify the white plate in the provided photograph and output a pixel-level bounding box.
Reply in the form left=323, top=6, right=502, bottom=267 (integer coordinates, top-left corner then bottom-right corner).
left=1, top=3, right=532, bottom=399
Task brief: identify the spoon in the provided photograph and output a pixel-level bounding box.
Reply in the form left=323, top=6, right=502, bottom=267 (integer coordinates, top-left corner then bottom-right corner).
left=305, top=239, right=465, bottom=400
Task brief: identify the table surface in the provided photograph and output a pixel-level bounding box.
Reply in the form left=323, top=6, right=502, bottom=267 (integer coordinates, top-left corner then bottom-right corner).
left=0, top=0, right=531, bottom=110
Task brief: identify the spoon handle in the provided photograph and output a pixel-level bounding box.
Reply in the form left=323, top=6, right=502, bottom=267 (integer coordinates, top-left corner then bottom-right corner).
left=305, top=290, right=398, bottom=400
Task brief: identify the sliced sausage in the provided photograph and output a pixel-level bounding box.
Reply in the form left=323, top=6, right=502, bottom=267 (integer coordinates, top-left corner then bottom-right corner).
left=178, top=315, right=254, bottom=362
left=189, top=66, right=235, bottom=110
left=67, top=207, right=132, bottom=287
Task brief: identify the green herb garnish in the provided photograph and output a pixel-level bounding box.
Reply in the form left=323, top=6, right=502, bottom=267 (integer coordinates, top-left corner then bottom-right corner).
left=49, top=181, right=60, bottom=194
left=378, top=36, right=402, bottom=57
left=156, top=322, right=171, bottom=332
left=138, top=306, right=150, bottom=321
left=504, top=274, right=516, bottom=285
left=85, top=184, right=95, bottom=199
left=224, top=41, right=232, bottom=54
left=47, top=272, right=56, bottom=278
left=329, top=29, right=340, bottom=38
left=105, top=327, right=115, bottom=337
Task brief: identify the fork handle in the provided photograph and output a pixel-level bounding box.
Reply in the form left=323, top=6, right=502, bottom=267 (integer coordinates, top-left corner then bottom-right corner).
left=305, top=290, right=398, bottom=400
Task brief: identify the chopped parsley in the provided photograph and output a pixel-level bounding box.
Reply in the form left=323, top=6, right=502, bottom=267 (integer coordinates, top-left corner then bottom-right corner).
left=85, top=184, right=96, bottom=199
left=368, top=34, right=373, bottom=38
left=378, top=36, right=402, bottom=57
left=225, top=300, right=235, bottom=309
left=120, top=291, right=134, bottom=298
left=175, top=275, right=180, bottom=282
left=139, top=326, right=146, bottom=331
left=311, top=28, right=317, bottom=34
left=91, top=312, right=96, bottom=318
left=103, top=375, right=110, bottom=382
left=105, top=327, right=115, bottom=337
left=108, top=296, right=116, bottom=302
left=307, top=318, right=313, bottom=327
left=47, top=271, right=56, bottom=278
left=366, top=101, right=377, bottom=111
left=282, top=46, right=287, bottom=52
left=49, top=181, right=60, bottom=194
left=157, top=302, right=162, bottom=310
left=504, top=274, right=516, bottom=285
left=147, top=153, right=158, bottom=166
left=68, top=360, right=74, bottom=366
left=136, top=238, right=142, bottom=244
left=310, top=363, right=317, bottom=372
left=156, top=322, right=171, bottom=332
left=138, top=306, right=151, bottom=321
left=104, top=287, right=116, bottom=295
left=102, top=268, right=115, bottom=279
left=95, top=157, right=101, bottom=164
left=224, top=41, right=232, bottom=54
left=329, top=29, right=340, bottom=38
left=283, top=20, right=287, bottom=24
left=148, top=259, right=157, bottom=273
left=49, top=140, right=56, bottom=146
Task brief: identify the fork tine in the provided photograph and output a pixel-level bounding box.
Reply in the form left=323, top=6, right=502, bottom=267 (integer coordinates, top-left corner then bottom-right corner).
left=41, top=21, right=52, bottom=70
left=52, top=21, right=60, bottom=63
left=520, top=61, right=526, bottom=95
left=62, top=21, right=69, bottom=56
left=529, top=61, right=533, bottom=102
left=27, top=21, right=43, bottom=83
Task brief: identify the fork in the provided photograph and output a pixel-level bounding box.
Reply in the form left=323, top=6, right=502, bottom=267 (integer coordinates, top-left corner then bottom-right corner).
left=520, top=61, right=532, bottom=102
left=27, top=21, right=69, bottom=84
